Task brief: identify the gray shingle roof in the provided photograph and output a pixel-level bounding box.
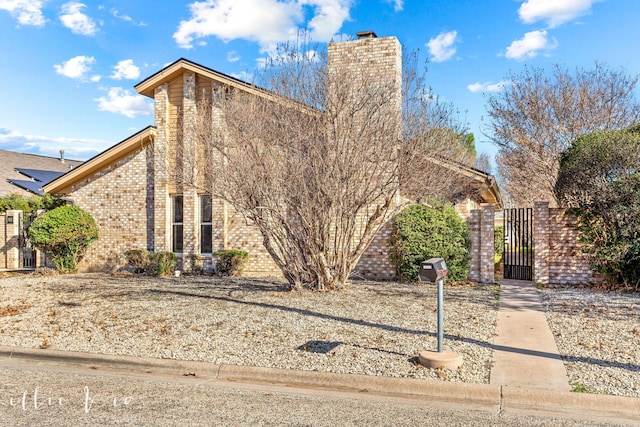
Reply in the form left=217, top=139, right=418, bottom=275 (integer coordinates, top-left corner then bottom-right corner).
left=0, top=150, right=83, bottom=196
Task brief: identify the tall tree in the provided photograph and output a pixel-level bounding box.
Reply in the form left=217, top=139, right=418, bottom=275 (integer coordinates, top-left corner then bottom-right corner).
left=486, top=63, right=640, bottom=206
left=179, top=39, right=470, bottom=291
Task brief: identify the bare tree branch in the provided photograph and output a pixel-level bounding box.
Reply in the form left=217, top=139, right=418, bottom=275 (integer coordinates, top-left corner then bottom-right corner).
left=485, top=62, right=640, bottom=206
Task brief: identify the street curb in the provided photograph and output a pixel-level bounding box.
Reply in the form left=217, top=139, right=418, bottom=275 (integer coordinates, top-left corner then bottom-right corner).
left=501, top=386, right=640, bottom=425
left=1, top=346, right=638, bottom=424
left=217, top=364, right=500, bottom=410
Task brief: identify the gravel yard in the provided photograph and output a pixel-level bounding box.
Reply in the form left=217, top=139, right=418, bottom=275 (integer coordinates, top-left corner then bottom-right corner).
left=539, top=286, right=640, bottom=397
left=0, top=273, right=638, bottom=398
left=0, top=273, right=499, bottom=383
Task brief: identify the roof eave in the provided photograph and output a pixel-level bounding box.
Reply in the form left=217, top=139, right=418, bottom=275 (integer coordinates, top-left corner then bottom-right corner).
left=43, top=126, right=155, bottom=195
left=135, top=58, right=268, bottom=99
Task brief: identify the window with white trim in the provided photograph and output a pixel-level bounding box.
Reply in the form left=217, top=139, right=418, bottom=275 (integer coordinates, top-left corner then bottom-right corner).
left=171, top=195, right=183, bottom=253
left=200, top=195, right=212, bottom=254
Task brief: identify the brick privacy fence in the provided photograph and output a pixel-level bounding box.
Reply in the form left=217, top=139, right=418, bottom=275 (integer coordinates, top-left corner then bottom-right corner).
left=0, top=210, right=47, bottom=270
left=533, top=201, right=598, bottom=285
left=468, top=202, right=597, bottom=285
left=468, top=204, right=496, bottom=283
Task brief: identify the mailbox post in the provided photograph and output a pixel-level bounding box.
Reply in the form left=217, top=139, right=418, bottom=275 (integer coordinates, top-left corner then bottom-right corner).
left=417, top=258, right=463, bottom=369
left=419, top=258, right=447, bottom=352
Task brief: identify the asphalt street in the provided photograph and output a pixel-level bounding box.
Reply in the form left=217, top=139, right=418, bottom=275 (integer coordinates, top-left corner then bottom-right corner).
left=0, top=358, right=620, bottom=427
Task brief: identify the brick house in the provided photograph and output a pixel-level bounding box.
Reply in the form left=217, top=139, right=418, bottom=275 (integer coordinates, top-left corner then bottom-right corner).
left=43, top=33, right=501, bottom=278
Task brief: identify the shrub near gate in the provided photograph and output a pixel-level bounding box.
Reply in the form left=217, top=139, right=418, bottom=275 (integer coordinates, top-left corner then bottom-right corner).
left=28, top=205, right=98, bottom=274
left=388, top=201, right=470, bottom=282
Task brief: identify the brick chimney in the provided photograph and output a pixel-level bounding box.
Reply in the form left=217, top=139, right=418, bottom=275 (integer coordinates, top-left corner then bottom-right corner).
left=327, top=31, right=402, bottom=139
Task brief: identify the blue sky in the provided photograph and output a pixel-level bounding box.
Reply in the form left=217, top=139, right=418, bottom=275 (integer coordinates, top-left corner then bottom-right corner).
left=1, top=0, right=639, bottom=164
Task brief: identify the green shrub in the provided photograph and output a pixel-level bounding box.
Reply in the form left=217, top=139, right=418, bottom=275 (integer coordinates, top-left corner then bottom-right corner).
left=147, top=252, right=177, bottom=276
left=0, top=193, right=64, bottom=214
left=388, top=201, right=470, bottom=282
left=213, top=250, right=248, bottom=276
left=188, top=254, right=204, bottom=275
left=124, top=249, right=149, bottom=273
left=494, top=226, right=505, bottom=260
left=28, top=205, right=99, bottom=274
left=556, top=127, right=640, bottom=287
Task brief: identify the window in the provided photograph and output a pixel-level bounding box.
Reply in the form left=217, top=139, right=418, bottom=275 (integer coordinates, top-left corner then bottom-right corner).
left=172, top=195, right=183, bottom=253
left=200, top=195, right=212, bottom=253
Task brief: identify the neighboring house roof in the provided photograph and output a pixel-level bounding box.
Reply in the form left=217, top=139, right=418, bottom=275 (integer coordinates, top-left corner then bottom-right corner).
left=0, top=150, right=83, bottom=196
left=43, top=126, right=155, bottom=195
left=427, top=155, right=503, bottom=209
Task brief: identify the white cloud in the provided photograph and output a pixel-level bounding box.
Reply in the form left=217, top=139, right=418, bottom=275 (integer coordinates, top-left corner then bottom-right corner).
left=95, top=87, right=153, bottom=118
left=386, top=0, right=403, bottom=12
left=54, top=55, right=96, bottom=79
left=427, top=30, right=459, bottom=62
left=505, top=30, right=557, bottom=60
left=110, top=59, right=140, bottom=80
left=227, top=51, right=240, bottom=62
left=60, top=2, right=97, bottom=35
left=173, top=0, right=352, bottom=51
left=519, top=0, right=595, bottom=28
left=110, top=8, right=146, bottom=26
left=0, top=127, right=109, bottom=160
left=231, top=71, right=254, bottom=82
left=0, top=0, right=46, bottom=26
left=467, top=80, right=510, bottom=93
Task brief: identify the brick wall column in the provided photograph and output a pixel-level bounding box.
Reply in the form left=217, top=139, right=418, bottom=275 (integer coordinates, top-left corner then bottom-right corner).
left=480, top=204, right=495, bottom=284
left=5, top=210, right=22, bottom=269
left=534, top=201, right=550, bottom=285
left=210, top=82, right=227, bottom=253
left=153, top=84, right=170, bottom=252
left=182, top=72, right=198, bottom=271
left=468, top=209, right=481, bottom=282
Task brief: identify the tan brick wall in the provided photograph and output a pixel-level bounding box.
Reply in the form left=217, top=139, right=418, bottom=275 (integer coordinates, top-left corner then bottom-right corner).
left=468, top=205, right=495, bottom=283
left=70, top=146, right=153, bottom=271
left=547, top=206, right=596, bottom=285
left=532, top=202, right=596, bottom=285
left=480, top=204, right=495, bottom=283
left=0, top=211, right=21, bottom=269
left=354, top=220, right=396, bottom=280
left=225, top=207, right=280, bottom=275
left=468, top=210, right=482, bottom=282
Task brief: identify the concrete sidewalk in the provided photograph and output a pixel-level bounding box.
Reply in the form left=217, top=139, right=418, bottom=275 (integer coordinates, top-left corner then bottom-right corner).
left=490, top=279, right=571, bottom=391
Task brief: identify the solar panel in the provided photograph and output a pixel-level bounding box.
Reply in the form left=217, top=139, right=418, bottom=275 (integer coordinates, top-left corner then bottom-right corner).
left=7, top=179, right=45, bottom=195
left=15, top=168, right=65, bottom=183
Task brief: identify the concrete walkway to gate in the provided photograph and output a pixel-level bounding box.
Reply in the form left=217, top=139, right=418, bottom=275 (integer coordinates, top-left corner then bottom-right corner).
left=490, top=279, right=572, bottom=392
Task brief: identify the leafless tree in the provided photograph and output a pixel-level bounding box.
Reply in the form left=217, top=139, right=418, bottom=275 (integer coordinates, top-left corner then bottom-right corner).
left=474, top=152, right=492, bottom=174
left=180, top=40, right=471, bottom=291
left=485, top=62, right=640, bottom=207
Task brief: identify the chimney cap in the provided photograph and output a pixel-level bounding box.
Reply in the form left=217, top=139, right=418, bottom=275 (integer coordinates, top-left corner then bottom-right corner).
left=356, top=31, right=377, bottom=39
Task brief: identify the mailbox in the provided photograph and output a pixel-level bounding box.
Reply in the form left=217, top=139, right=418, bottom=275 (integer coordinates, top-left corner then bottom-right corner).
left=419, top=258, right=448, bottom=283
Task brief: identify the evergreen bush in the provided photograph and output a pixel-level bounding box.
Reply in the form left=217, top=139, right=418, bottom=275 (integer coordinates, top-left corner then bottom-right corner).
left=388, top=201, right=470, bottom=282
left=147, top=252, right=177, bottom=276
left=28, top=205, right=98, bottom=274
left=213, top=249, right=248, bottom=276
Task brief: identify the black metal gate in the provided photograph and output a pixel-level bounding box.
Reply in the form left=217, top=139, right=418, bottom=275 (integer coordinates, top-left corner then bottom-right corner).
left=19, top=213, right=37, bottom=269
left=503, top=208, right=533, bottom=281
